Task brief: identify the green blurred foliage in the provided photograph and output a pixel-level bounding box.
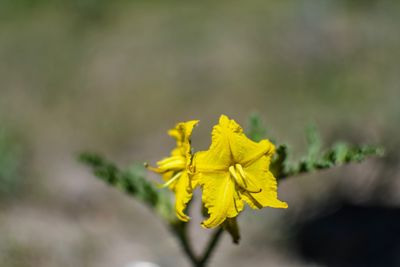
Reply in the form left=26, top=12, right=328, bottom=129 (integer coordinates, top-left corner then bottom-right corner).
left=79, top=152, right=175, bottom=222
left=246, top=113, right=267, bottom=143
left=0, top=127, right=24, bottom=197
left=0, top=0, right=115, bottom=21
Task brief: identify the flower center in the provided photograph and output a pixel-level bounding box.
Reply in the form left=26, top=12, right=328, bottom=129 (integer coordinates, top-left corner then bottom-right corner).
left=228, top=164, right=261, bottom=193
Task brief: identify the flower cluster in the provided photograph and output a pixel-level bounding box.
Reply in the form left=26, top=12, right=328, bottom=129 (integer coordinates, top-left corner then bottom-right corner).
left=148, top=115, right=287, bottom=228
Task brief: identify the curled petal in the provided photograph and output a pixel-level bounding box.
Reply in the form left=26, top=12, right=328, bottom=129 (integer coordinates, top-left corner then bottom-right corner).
left=174, top=172, right=193, bottom=222
left=168, top=120, right=199, bottom=158
left=242, top=156, right=288, bottom=209
left=200, top=172, right=244, bottom=228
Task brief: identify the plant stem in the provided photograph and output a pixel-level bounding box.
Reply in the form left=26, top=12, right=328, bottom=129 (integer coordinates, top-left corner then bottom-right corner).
left=198, top=227, right=224, bottom=267
left=171, top=222, right=224, bottom=267
left=171, top=222, right=198, bottom=266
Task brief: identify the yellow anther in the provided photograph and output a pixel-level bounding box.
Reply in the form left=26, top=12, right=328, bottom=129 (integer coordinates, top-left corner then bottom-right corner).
left=235, top=164, right=248, bottom=187
left=232, top=164, right=262, bottom=194
left=229, top=166, right=245, bottom=189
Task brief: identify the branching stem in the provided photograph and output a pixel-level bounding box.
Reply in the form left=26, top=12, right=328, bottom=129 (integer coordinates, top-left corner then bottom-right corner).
left=171, top=221, right=224, bottom=267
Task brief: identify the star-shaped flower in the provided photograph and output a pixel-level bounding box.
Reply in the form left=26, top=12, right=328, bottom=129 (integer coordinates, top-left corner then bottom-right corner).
left=148, top=120, right=199, bottom=222
left=192, top=115, right=287, bottom=228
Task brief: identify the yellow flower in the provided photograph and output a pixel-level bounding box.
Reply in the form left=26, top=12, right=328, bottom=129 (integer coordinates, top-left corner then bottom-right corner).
left=192, top=115, right=287, bottom=228
left=148, top=120, right=199, bottom=222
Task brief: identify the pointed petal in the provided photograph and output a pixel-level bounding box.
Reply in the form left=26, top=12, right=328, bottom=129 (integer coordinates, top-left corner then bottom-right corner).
left=168, top=120, right=199, bottom=142
left=217, top=115, right=275, bottom=166
left=192, top=117, right=232, bottom=172
left=168, top=120, right=199, bottom=157
left=200, top=172, right=243, bottom=228
left=242, top=156, right=288, bottom=209
left=174, top=172, right=193, bottom=222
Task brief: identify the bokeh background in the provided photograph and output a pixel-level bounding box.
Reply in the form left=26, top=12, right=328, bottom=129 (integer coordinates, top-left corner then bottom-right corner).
left=0, top=1, right=399, bottom=266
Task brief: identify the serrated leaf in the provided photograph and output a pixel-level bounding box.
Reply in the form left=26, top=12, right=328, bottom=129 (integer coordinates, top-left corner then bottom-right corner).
left=79, top=152, right=166, bottom=212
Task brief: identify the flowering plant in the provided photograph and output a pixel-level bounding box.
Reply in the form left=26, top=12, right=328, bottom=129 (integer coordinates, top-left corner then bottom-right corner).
left=80, top=114, right=382, bottom=267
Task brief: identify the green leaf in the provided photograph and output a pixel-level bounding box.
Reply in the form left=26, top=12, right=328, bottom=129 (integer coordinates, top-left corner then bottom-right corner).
left=247, top=112, right=267, bottom=142
left=305, top=124, right=322, bottom=163
left=79, top=152, right=175, bottom=222
left=269, top=126, right=384, bottom=179
left=270, top=144, right=289, bottom=178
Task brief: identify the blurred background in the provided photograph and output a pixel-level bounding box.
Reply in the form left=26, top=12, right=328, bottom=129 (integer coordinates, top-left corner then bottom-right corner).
left=0, top=0, right=399, bottom=266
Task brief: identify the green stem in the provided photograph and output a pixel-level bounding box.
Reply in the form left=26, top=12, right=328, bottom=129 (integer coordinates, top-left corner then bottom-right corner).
left=198, top=227, right=224, bottom=267
left=171, top=221, right=224, bottom=267
left=171, top=222, right=198, bottom=266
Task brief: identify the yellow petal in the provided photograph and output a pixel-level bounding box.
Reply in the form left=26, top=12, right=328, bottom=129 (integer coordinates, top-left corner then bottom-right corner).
left=192, top=150, right=229, bottom=173
left=150, top=120, right=198, bottom=188
left=174, top=172, right=193, bottom=222
left=218, top=115, right=275, bottom=166
left=242, top=155, right=288, bottom=209
left=156, top=156, right=186, bottom=172
left=168, top=120, right=199, bottom=158
left=168, top=120, right=199, bottom=142
left=200, top=172, right=244, bottom=228
left=192, top=117, right=233, bottom=173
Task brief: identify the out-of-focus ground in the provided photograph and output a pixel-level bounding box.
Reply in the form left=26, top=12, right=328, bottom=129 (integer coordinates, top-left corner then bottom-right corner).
left=0, top=1, right=399, bottom=266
